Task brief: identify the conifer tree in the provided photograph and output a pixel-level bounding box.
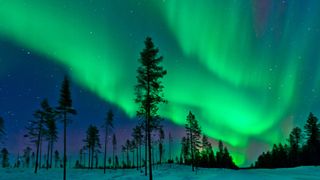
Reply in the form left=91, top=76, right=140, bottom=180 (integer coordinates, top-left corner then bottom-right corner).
left=54, top=150, right=60, bottom=168
left=112, top=133, right=117, bottom=169
left=185, top=111, right=201, bottom=171
left=125, top=140, right=131, bottom=167
left=103, top=110, right=113, bottom=173
left=216, top=140, right=224, bottom=167
left=158, top=128, right=165, bottom=164
left=181, top=136, right=190, bottom=164
left=45, top=109, right=58, bottom=169
left=135, top=37, right=167, bottom=179
left=288, top=127, right=302, bottom=166
left=168, top=132, right=173, bottom=164
left=200, top=135, right=212, bottom=167
left=1, top=148, right=9, bottom=168
left=0, top=117, right=5, bottom=142
left=26, top=99, right=51, bottom=173
left=57, top=76, right=76, bottom=180
left=303, top=113, right=320, bottom=165
left=84, top=125, right=101, bottom=169
left=23, top=147, right=32, bottom=168
left=132, top=125, right=143, bottom=170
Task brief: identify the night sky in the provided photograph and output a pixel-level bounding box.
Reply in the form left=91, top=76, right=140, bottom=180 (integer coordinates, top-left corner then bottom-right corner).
left=1, top=0, right=320, bottom=166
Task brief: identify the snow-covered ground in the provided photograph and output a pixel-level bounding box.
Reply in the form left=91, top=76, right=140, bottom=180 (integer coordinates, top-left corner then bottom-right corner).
left=0, top=165, right=319, bottom=180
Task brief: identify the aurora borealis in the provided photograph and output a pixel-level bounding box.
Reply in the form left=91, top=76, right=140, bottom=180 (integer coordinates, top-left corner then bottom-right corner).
left=1, top=0, right=320, bottom=166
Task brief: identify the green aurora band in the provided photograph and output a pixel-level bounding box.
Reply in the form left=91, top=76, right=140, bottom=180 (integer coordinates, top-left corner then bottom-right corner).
left=1, top=0, right=320, bottom=165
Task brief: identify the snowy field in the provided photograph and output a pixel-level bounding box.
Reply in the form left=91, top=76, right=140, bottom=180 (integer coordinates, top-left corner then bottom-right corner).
left=0, top=165, right=320, bottom=180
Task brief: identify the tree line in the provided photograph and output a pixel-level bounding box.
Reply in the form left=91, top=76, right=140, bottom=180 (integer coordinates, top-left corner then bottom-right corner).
left=179, top=111, right=238, bottom=170
left=255, top=112, right=320, bottom=168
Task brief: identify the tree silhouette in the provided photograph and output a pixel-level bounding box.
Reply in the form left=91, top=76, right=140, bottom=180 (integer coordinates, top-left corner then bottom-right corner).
left=84, top=125, right=101, bottom=169
left=135, top=37, right=167, bottom=179
left=121, top=145, right=126, bottom=168
left=216, top=140, right=224, bottom=167
left=125, top=140, right=131, bottom=167
left=115, top=155, right=119, bottom=168
left=132, top=125, right=143, bottom=170
left=1, top=148, right=9, bottom=168
left=112, top=133, right=117, bottom=169
left=26, top=99, right=52, bottom=173
left=200, top=135, right=212, bottom=167
left=130, top=139, right=136, bottom=168
left=181, top=136, right=190, bottom=164
left=288, top=127, right=302, bottom=166
left=0, top=117, right=5, bottom=143
left=303, top=112, right=320, bottom=165
left=23, top=147, right=32, bottom=168
left=42, top=101, right=58, bottom=169
left=168, top=132, right=173, bottom=164
left=57, top=76, right=76, bottom=180
left=158, top=128, right=165, bottom=165
left=54, top=150, right=60, bottom=168
left=255, top=112, right=320, bottom=168
left=103, top=109, right=113, bottom=173
left=185, top=111, right=201, bottom=171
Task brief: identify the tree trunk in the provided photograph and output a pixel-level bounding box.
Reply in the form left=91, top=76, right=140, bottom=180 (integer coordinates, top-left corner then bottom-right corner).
left=113, top=145, right=115, bottom=169
left=91, top=147, right=94, bottom=169
left=50, top=141, right=53, bottom=168
left=145, top=121, right=148, bottom=175
left=104, top=130, right=107, bottom=173
left=34, top=121, right=42, bottom=173
left=39, top=136, right=42, bottom=169
left=63, top=112, right=67, bottom=180
left=139, top=144, right=142, bottom=170
left=88, top=147, right=91, bottom=169
left=190, top=132, right=194, bottom=172
left=136, top=146, right=138, bottom=170
left=147, top=121, right=152, bottom=180
left=46, top=141, right=50, bottom=169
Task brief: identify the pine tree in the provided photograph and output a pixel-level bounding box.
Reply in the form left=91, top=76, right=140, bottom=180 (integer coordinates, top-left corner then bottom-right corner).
left=26, top=99, right=51, bottom=173
left=44, top=105, right=58, bottom=169
left=130, top=140, right=136, bottom=168
left=0, top=117, right=5, bottom=142
left=94, top=149, right=100, bottom=169
left=1, top=148, right=9, bottom=168
left=57, top=76, right=76, bottom=180
left=23, top=147, right=32, bottom=168
left=112, top=133, right=117, bottom=169
left=185, top=111, right=201, bottom=171
left=115, top=155, right=119, bottom=168
left=103, top=109, right=113, bottom=173
left=168, top=132, right=173, bottom=164
left=216, top=140, right=224, bottom=168
left=135, top=37, right=167, bottom=179
left=79, top=148, right=83, bottom=168
left=84, top=125, right=101, bottom=169
left=181, top=136, right=190, bottom=164
left=54, top=150, right=60, bottom=168
left=216, top=140, right=237, bottom=168
left=200, top=135, right=212, bottom=167
left=222, top=146, right=236, bottom=169
left=158, top=128, right=165, bottom=164
left=132, top=125, right=143, bottom=170
left=302, top=113, right=320, bottom=165
left=125, top=140, right=131, bottom=167
left=288, top=127, right=302, bottom=166
left=34, top=99, right=58, bottom=170
left=31, top=152, right=35, bottom=168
